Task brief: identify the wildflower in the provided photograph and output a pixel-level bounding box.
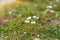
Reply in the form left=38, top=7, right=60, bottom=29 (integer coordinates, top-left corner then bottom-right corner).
left=49, top=10, right=55, bottom=13
left=37, top=34, right=40, bottom=37
left=33, top=16, right=39, bottom=19
left=25, top=20, right=30, bottom=23
left=24, top=32, right=27, bottom=34
left=36, top=17, right=39, bottom=19
left=33, top=16, right=37, bottom=19
left=27, top=16, right=31, bottom=20
left=31, top=21, right=36, bottom=24
left=47, top=5, right=53, bottom=9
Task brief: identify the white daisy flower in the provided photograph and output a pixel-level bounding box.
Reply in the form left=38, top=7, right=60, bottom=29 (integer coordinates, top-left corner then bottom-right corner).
left=27, top=16, right=31, bottom=20
left=49, top=10, right=55, bottom=13
left=33, top=16, right=39, bottom=19
left=37, top=34, right=40, bottom=37
left=47, top=5, right=53, bottom=9
left=36, top=17, right=39, bottom=19
left=33, top=16, right=37, bottom=19
left=24, top=32, right=27, bottom=34
left=25, top=20, right=30, bottom=23
left=31, top=21, right=36, bottom=24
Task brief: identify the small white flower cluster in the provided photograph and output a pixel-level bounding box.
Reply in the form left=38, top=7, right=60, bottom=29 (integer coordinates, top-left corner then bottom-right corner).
left=24, top=16, right=39, bottom=24
left=44, top=5, right=55, bottom=14
left=25, top=16, right=31, bottom=23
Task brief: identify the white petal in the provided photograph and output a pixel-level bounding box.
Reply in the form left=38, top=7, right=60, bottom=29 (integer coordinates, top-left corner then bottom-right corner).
left=24, top=32, right=27, bottom=34
left=27, top=16, right=31, bottom=20
left=31, top=21, right=36, bottom=24
left=50, top=10, right=55, bottom=13
left=37, top=34, right=40, bottom=37
left=25, top=20, right=30, bottom=23
left=47, top=5, right=53, bottom=9
left=33, top=16, right=37, bottom=19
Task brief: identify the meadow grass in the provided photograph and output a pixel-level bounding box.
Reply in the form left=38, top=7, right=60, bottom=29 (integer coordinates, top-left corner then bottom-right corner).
left=0, top=0, right=60, bottom=40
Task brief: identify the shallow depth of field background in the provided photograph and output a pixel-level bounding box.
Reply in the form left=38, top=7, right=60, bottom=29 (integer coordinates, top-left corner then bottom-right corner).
left=0, top=0, right=60, bottom=40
